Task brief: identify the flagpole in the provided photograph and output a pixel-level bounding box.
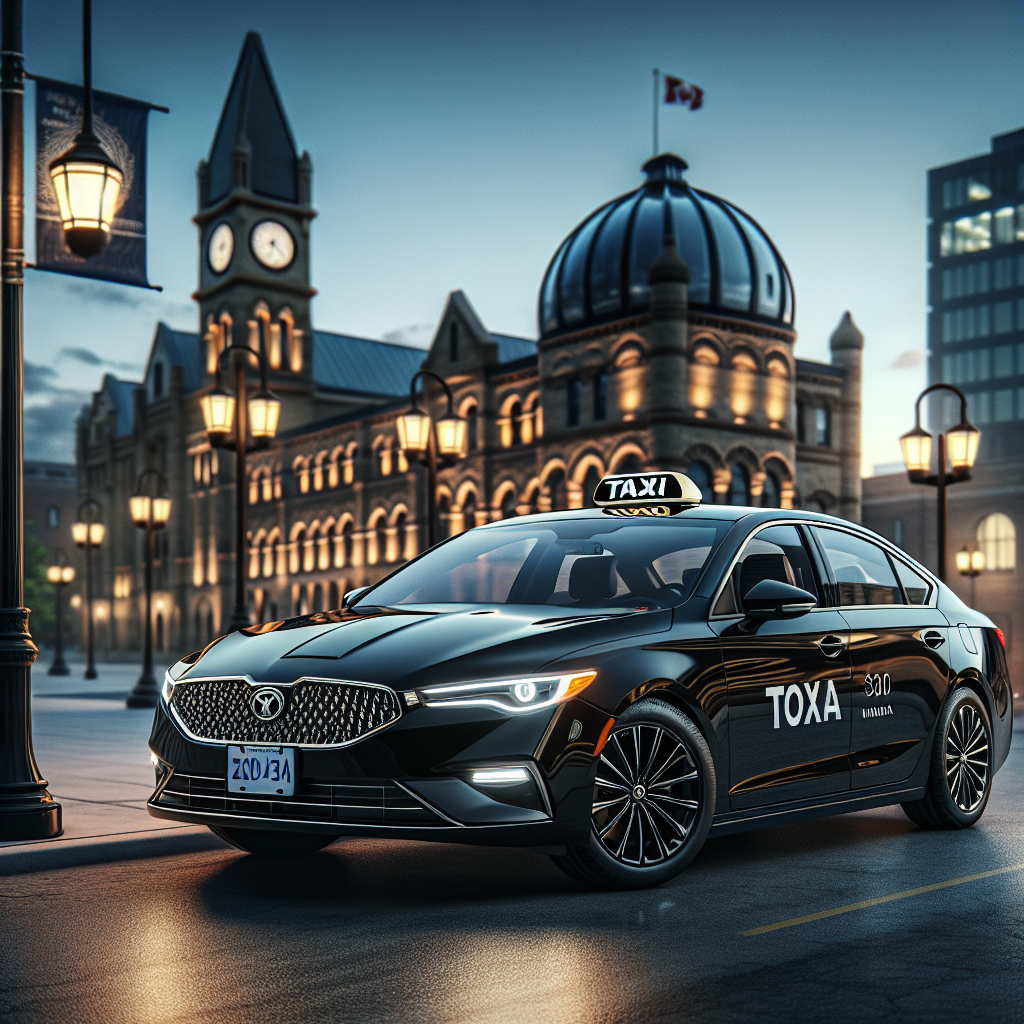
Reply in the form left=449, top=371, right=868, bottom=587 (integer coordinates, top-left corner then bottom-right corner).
left=652, top=68, right=659, bottom=156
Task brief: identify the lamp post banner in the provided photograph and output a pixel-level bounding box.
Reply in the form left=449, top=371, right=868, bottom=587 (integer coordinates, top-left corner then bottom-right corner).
left=33, top=76, right=152, bottom=288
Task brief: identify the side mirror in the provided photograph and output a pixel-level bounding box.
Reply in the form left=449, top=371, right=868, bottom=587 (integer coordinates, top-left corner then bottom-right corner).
left=342, top=585, right=371, bottom=610
left=742, top=579, right=817, bottom=618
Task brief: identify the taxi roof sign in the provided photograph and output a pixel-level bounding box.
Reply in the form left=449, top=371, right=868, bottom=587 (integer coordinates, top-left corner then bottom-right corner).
left=593, top=471, right=703, bottom=512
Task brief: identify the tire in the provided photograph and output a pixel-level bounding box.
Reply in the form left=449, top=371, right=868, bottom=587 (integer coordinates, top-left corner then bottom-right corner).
left=209, top=825, right=341, bottom=857
left=551, top=698, right=716, bottom=889
left=900, top=686, right=993, bottom=830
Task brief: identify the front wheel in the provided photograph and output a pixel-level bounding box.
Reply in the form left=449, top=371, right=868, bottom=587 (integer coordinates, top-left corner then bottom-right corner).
left=209, top=825, right=341, bottom=858
left=901, top=686, right=993, bottom=830
left=551, top=698, right=716, bottom=889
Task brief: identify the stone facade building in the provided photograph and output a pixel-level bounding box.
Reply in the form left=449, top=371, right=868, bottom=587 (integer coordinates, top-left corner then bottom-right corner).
left=77, top=32, right=863, bottom=658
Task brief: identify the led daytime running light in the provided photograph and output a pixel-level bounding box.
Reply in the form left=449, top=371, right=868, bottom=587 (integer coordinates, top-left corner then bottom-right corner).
left=418, top=671, right=596, bottom=713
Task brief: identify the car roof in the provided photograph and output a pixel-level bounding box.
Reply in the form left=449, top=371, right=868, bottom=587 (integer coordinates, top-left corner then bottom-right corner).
left=475, top=505, right=853, bottom=529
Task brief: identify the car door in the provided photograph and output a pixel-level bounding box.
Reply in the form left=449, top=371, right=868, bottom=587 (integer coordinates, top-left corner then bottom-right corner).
left=710, top=524, right=855, bottom=810
left=810, top=527, right=950, bottom=790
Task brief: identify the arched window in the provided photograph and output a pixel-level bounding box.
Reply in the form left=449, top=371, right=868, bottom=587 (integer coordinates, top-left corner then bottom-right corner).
left=462, top=491, right=477, bottom=531
left=977, top=513, right=1016, bottom=571
left=593, top=371, right=607, bottom=421
left=547, top=469, right=566, bottom=511
left=342, top=520, right=354, bottom=567
left=500, top=489, right=518, bottom=519
left=729, top=463, right=750, bottom=505
left=312, top=584, right=324, bottom=613
left=615, top=454, right=643, bottom=476
left=686, top=462, right=713, bottom=503
left=583, top=465, right=601, bottom=508
left=466, top=404, right=478, bottom=451
left=376, top=516, right=387, bottom=563
left=761, top=471, right=781, bottom=508
left=328, top=581, right=340, bottom=610
left=390, top=510, right=407, bottom=562
left=509, top=401, right=523, bottom=445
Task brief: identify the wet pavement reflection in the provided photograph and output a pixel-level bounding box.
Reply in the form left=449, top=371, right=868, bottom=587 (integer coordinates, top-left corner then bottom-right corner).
left=3, top=740, right=1023, bottom=1023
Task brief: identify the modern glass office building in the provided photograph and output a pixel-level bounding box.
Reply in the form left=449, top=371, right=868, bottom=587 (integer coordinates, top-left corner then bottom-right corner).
left=928, top=127, right=1024, bottom=460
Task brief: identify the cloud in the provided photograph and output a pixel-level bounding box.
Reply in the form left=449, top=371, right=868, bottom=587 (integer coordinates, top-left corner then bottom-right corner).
left=24, top=361, right=59, bottom=395
left=890, top=350, right=925, bottom=369
left=381, top=324, right=434, bottom=349
left=59, top=346, right=142, bottom=373
left=24, top=390, right=90, bottom=463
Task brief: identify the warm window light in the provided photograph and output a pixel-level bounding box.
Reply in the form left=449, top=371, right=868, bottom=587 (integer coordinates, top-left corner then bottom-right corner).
left=49, top=138, right=123, bottom=259
left=900, top=424, right=932, bottom=478
left=201, top=386, right=236, bottom=442
left=435, top=414, right=468, bottom=458
left=248, top=390, right=281, bottom=439
left=396, top=409, right=431, bottom=453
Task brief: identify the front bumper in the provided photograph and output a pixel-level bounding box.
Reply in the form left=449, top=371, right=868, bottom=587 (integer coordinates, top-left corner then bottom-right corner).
left=147, top=695, right=610, bottom=848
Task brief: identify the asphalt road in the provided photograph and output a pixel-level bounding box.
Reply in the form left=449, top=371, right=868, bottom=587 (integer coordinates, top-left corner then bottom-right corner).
left=1, top=681, right=1022, bottom=1023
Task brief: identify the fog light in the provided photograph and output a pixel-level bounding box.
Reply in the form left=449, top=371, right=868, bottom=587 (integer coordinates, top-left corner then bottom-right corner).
left=470, top=767, right=531, bottom=785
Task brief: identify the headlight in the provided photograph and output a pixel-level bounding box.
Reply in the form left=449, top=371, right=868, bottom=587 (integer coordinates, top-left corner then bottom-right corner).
left=417, top=670, right=596, bottom=713
left=161, top=670, right=176, bottom=705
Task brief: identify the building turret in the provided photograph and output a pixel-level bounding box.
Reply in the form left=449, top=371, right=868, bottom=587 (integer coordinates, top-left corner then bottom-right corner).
left=830, top=311, right=864, bottom=522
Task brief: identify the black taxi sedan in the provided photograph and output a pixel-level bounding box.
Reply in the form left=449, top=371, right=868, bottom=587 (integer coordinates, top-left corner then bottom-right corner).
left=148, top=471, right=1013, bottom=889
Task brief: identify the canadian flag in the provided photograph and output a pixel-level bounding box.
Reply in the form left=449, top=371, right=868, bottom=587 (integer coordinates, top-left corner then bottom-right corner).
left=664, top=75, right=704, bottom=111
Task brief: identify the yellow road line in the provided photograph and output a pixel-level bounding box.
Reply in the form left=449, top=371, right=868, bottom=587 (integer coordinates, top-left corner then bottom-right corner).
left=741, top=862, right=1024, bottom=936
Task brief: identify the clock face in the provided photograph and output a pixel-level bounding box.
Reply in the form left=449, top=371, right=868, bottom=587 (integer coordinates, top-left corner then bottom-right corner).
left=207, top=222, right=234, bottom=274
left=250, top=220, right=295, bottom=270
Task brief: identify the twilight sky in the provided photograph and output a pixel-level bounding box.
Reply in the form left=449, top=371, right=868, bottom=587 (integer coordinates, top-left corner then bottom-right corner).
left=20, top=0, right=1023, bottom=470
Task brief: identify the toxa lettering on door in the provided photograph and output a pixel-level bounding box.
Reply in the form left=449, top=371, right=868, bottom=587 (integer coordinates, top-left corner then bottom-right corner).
left=765, top=680, right=841, bottom=729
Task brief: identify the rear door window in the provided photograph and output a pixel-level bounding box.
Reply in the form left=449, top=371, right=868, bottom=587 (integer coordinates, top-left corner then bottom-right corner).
left=892, top=559, right=933, bottom=605
left=813, top=528, right=903, bottom=606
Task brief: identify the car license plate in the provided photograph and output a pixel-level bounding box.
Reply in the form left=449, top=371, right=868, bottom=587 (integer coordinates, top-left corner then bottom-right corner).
left=227, top=745, right=296, bottom=796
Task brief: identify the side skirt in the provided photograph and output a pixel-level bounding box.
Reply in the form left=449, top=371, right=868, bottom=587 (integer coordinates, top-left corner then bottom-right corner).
left=708, top=784, right=926, bottom=837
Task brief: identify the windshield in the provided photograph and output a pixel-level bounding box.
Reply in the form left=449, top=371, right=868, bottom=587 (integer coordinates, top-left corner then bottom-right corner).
left=357, top=518, right=728, bottom=609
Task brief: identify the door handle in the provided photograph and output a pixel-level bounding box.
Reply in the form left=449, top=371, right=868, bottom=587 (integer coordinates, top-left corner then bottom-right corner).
left=817, top=635, right=845, bottom=658
left=922, top=630, right=945, bottom=650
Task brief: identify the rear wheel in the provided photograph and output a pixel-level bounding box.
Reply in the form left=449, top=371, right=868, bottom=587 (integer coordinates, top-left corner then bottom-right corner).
left=551, top=698, right=715, bottom=889
left=901, top=687, right=993, bottom=830
left=209, top=825, right=341, bottom=857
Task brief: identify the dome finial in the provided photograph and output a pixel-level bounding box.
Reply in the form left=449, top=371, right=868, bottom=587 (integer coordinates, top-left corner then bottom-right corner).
left=642, top=153, right=688, bottom=183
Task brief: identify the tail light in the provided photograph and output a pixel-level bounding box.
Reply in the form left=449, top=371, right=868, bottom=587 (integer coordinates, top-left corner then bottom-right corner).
left=994, top=627, right=1006, bottom=649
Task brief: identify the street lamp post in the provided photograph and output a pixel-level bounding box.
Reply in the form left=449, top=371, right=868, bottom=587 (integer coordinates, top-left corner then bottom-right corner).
left=45, top=553, right=75, bottom=676
left=956, top=545, right=985, bottom=609
left=72, top=498, right=104, bottom=680
left=900, top=383, right=981, bottom=583
left=396, top=369, right=468, bottom=548
left=201, top=341, right=280, bottom=633
left=126, top=470, right=171, bottom=708
left=0, top=0, right=123, bottom=839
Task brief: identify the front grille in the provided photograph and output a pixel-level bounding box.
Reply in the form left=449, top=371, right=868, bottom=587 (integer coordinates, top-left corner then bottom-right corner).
left=156, top=770, right=447, bottom=826
left=170, top=677, right=401, bottom=746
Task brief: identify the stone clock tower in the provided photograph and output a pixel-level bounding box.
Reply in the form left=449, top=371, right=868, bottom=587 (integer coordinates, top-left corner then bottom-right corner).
left=194, top=32, right=316, bottom=429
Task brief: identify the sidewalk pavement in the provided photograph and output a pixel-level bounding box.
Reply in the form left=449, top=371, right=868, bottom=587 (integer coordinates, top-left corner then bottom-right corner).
left=0, top=662, right=214, bottom=866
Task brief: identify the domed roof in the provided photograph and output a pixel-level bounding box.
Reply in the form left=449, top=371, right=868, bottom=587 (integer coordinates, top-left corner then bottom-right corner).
left=539, top=154, right=794, bottom=339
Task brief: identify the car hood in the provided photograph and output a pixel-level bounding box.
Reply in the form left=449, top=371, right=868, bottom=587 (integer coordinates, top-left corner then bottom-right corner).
left=180, top=604, right=673, bottom=689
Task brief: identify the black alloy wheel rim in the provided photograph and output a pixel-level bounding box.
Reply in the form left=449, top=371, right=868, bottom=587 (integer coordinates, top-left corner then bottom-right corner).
left=592, top=723, right=701, bottom=866
left=944, top=702, right=990, bottom=812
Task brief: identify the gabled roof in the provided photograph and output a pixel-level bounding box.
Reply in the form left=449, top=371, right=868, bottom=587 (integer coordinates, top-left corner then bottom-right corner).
left=153, top=322, right=203, bottom=393
left=100, top=374, right=142, bottom=436
left=313, top=331, right=425, bottom=398
left=492, top=334, right=537, bottom=364
left=207, top=32, right=298, bottom=204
